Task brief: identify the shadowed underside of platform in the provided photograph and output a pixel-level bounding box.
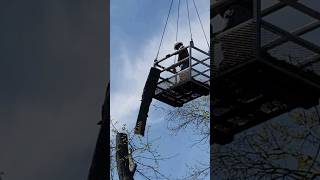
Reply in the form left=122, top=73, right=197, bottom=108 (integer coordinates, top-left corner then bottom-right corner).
left=155, top=78, right=209, bottom=107
left=212, top=58, right=320, bottom=145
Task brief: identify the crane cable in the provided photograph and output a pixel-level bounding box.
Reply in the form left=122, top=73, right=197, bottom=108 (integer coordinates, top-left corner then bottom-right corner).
left=155, top=0, right=174, bottom=60
left=156, top=0, right=208, bottom=60
left=186, top=0, right=193, bottom=41
left=175, top=0, right=181, bottom=42
left=174, top=0, right=181, bottom=64
left=192, top=0, right=210, bottom=49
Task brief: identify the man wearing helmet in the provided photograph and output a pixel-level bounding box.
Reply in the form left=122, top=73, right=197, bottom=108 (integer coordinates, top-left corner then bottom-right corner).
left=222, top=0, right=252, bottom=30
left=174, top=42, right=190, bottom=70
left=173, top=42, right=190, bottom=84
left=166, top=42, right=190, bottom=72
left=212, top=0, right=253, bottom=33
left=165, top=42, right=190, bottom=84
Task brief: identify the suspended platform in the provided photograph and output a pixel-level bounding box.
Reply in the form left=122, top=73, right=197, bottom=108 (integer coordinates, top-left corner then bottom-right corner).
left=211, top=0, right=320, bottom=145
left=154, top=41, right=210, bottom=107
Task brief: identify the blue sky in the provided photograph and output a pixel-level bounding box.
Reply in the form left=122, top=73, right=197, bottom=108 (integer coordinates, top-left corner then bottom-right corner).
left=110, top=0, right=210, bottom=179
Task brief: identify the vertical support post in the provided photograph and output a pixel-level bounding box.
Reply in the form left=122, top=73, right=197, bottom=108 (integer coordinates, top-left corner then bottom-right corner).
left=189, top=41, right=193, bottom=79
left=210, top=4, right=214, bottom=145
left=254, top=0, right=262, bottom=59
left=153, top=59, right=157, bottom=67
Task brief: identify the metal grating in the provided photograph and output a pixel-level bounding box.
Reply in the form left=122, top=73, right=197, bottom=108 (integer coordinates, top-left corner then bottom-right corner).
left=213, top=20, right=257, bottom=74
left=267, top=41, right=318, bottom=66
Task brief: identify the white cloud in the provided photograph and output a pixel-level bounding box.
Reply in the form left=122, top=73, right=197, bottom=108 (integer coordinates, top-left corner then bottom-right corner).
left=111, top=0, right=210, bottom=131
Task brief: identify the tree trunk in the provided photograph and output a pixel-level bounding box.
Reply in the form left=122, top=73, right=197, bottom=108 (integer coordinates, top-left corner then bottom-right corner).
left=116, top=133, right=136, bottom=180
left=135, top=67, right=161, bottom=136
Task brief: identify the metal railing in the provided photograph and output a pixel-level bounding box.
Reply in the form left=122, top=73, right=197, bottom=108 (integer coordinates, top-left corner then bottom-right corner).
left=212, top=0, right=320, bottom=77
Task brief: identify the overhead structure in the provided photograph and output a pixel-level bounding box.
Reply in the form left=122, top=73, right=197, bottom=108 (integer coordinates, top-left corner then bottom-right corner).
left=211, top=0, right=320, bottom=145
left=135, top=0, right=210, bottom=136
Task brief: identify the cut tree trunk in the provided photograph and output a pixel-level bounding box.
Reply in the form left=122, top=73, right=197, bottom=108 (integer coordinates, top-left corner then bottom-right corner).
left=116, top=133, right=136, bottom=180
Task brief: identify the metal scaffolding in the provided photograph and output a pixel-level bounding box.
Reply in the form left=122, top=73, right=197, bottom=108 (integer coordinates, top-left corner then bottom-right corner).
left=211, top=0, right=320, bottom=145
